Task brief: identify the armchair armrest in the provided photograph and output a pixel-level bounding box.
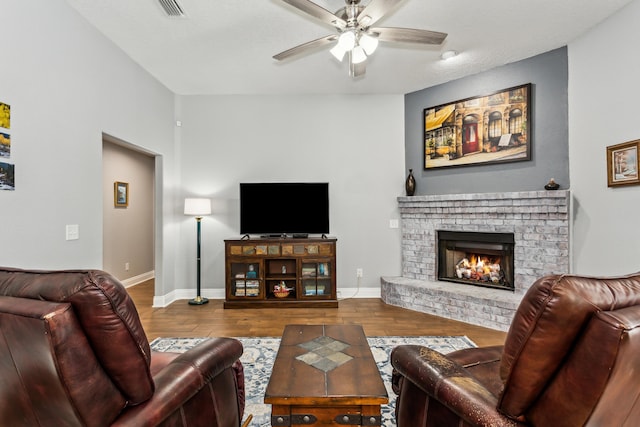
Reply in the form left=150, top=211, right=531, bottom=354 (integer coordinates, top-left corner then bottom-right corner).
left=113, top=338, right=244, bottom=427
left=391, top=345, right=521, bottom=427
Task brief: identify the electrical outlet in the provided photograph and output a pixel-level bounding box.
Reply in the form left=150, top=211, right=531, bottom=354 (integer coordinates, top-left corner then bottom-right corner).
left=389, top=219, right=399, bottom=229
left=125, top=262, right=130, bottom=271
left=356, top=268, right=363, bottom=278
left=65, top=224, right=79, bottom=241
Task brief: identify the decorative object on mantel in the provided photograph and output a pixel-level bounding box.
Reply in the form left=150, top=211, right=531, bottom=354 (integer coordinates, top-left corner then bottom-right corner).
left=424, top=83, right=531, bottom=170
left=606, top=140, right=639, bottom=187
left=405, top=169, right=416, bottom=196
left=544, top=178, right=560, bottom=190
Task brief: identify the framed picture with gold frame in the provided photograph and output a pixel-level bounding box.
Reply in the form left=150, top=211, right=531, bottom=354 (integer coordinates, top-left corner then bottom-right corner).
left=114, top=181, right=129, bottom=207
left=424, top=83, right=531, bottom=170
left=606, top=140, right=639, bottom=187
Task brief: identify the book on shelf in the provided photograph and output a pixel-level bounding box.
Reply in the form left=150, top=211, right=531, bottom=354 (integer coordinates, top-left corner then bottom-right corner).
left=318, top=262, right=330, bottom=276
left=235, top=289, right=246, bottom=296
left=301, top=267, right=316, bottom=277
left=246, top=280, right=259, bottom=288
left=246, top=288, right=260, bottom=296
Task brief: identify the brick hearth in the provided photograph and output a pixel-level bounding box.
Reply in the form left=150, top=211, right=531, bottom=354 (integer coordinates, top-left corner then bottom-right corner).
left=381, top=190, right=570, bottom=331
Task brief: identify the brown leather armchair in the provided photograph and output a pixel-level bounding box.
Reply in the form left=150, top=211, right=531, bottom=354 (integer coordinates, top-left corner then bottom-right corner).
left=391, top=272, right=640, bottom=427
left=0, top=267, right=245, bottom=427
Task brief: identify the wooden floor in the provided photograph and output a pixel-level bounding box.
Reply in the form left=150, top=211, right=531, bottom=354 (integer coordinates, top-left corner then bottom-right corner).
left=127, top=280, right=507, bottom=347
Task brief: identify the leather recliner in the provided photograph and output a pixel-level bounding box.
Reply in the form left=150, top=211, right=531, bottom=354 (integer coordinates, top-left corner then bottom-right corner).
left=0, top=267, right=245, bottom=427
left=391, top=272, right=640, bottom=427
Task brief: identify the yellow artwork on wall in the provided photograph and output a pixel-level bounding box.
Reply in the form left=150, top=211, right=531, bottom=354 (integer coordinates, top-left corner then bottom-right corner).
left=0, top=100, right=14, bottom=191
left=0, top=102, right=9, bottom=129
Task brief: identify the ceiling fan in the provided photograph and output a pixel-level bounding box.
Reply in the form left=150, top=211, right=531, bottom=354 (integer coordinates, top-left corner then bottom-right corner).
left=273, top=0, right=448, bottom=77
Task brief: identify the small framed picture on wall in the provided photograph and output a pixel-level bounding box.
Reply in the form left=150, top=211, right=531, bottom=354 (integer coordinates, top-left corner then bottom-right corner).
left=114, top=181, right=129, bottom=207
left=606, top=140, right=639, bottom=187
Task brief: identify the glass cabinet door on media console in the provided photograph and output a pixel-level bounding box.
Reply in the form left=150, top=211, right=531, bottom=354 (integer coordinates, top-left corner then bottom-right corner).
left=301, top=260, right=333, bottom=298
left=224, top=238, right=337, bottom=308
left=229, top=261, right=263, bottom=299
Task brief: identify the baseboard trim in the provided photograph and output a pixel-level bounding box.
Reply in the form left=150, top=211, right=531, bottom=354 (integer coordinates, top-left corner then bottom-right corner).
left=153, top=288, right=225, bottom=307
left=338, top=287, right=381, bottom=299
left=121, top=271, right=155, bottom=288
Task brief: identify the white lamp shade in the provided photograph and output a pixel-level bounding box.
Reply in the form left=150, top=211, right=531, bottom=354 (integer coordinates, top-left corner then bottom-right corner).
left=184, top=198, right=211, bottom=216
left=351, top=46, right=367, bottom=64
left=359, top=33, right=379, bottom=55
left=330, top=44, right=347, bottom=61
left=337, top=31, right=356, bottom=50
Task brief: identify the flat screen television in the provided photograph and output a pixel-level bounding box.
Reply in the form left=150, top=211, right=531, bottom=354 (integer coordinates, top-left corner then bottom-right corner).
left=240, top=182, right=329, bottom=236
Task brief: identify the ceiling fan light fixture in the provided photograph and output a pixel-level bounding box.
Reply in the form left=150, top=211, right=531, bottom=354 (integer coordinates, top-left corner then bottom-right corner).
left=337, top=30, right=356, bottom=51
left=359, top=33, right=379, bottom=55
left=351, top=46, right=367, bottom=64
left=273, top=0, right=449, bottom=78
left=330, top=44, right=347, bottom=62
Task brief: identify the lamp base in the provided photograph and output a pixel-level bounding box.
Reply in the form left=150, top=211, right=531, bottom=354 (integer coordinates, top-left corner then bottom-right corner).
left=188, top=296, right=209, bottom=305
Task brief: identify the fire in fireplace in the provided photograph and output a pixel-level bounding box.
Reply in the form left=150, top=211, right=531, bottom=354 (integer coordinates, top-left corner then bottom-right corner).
left=437, top=231, right=515, bottom=291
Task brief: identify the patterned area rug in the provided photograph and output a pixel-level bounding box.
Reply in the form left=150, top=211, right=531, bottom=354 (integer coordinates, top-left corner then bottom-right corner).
left=150, top=335, right=476, bottom=427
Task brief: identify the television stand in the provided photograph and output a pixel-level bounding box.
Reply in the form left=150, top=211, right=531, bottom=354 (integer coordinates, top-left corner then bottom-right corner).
left=224, top=237, right=337, bottom=308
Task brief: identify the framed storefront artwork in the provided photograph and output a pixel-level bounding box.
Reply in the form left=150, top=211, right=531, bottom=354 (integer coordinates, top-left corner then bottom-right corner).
left=607, top=140, right=639, bottom=187
left=424, top=83, right=531, bottom=170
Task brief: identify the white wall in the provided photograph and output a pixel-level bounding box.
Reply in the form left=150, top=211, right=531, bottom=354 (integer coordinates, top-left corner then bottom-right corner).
left=0, top=0, right=178, bottom=291
left=176, top=95, right=405, bottom=297
left=568, top=0, right=640, bottom=274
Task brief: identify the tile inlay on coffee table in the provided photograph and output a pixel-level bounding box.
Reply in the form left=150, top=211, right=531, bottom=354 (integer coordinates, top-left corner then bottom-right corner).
left=295, top=335, right=354, bottom=372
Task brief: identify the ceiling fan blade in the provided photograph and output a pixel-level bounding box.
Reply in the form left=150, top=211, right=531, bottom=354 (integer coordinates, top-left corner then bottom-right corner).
left=280, top=0, right=347, bottom=28
left=357, top=0, right=404, bottom=27
left=369, top=27, right=447, bottom=45
left=348, top=52, right=366, bottom=78
left=273, top=34, right=338, bottom=61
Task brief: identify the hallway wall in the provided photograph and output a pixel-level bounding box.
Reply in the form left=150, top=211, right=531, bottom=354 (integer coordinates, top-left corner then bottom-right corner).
left=102, top=139, right=155, bottom=282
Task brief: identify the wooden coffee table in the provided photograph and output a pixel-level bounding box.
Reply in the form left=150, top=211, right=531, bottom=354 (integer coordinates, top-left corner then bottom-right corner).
left=264, top=324, right=388, bottom=426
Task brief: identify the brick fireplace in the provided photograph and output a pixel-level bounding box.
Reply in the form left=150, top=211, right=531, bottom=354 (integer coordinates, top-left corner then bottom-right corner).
left=381, top=190, right=570, bottom=331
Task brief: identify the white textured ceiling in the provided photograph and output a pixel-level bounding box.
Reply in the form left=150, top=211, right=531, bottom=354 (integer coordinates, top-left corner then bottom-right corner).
left=64, top=0, right=632, bottom=95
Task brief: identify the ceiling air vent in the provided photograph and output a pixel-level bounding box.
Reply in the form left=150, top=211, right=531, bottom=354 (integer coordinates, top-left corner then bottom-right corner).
left=158, top=0, right=186, bottom=17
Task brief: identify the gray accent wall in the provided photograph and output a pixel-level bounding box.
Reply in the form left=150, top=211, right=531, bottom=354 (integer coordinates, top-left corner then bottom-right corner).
left=404, top=47, right=569, bottom=195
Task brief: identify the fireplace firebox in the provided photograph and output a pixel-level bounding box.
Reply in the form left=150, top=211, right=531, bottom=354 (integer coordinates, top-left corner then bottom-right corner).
left=437, top=231, right=515, bottom=291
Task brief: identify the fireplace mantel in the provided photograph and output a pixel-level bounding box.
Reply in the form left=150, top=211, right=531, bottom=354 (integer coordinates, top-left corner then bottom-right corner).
left=382, top=190, right=570, bottom=330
